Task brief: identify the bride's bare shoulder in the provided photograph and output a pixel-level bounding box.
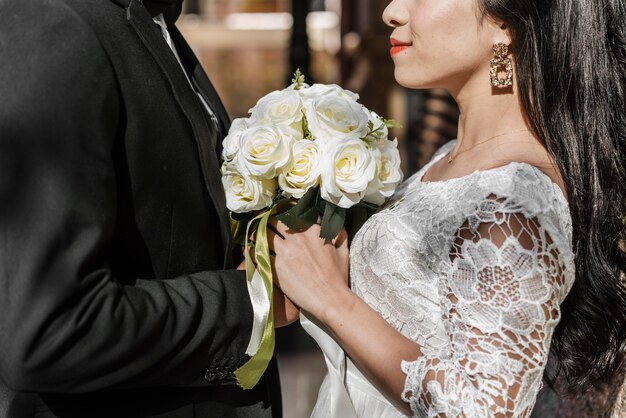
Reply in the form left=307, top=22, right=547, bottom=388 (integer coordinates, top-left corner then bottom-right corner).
left=487, top=138, right=568, bottom=198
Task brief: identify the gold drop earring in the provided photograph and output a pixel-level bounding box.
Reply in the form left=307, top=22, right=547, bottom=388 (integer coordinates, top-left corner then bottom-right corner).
left=490, top=43, right=513, bottom=88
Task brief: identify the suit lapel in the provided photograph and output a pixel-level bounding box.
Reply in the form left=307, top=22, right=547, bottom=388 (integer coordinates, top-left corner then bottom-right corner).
left=125, top=0, right=232, bottom=266
left=168, top=27, right=232, bottom=156
left=169, top=27, right=231, bottom=130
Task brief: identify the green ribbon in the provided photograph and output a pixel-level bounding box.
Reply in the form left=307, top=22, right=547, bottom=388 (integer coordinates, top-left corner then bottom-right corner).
left=234, top=207, right=277, bottom=389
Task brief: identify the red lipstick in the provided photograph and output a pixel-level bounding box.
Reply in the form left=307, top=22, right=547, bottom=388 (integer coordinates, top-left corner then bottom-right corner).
left=390, top=38, right=411, bottom=57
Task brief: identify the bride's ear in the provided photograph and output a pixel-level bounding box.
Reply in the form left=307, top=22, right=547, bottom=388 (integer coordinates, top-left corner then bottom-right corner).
left=499, top=22, right=513, bottom=46
left=489, top=17, right=513, bottom=46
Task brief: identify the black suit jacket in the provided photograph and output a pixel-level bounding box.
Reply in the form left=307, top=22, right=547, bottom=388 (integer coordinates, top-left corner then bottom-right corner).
left=0, top=0, right=280, bottom=416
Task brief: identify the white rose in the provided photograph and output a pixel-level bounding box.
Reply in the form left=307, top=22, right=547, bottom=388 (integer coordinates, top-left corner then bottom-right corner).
left=364, top=139, right=404, bottom=205
left=365, top=111, right=389, bottom=142
left=320, top=137, right=377, bottom=209
left=249, top=90, right=304, bottom=127
left=222, top=164, right=277, bottom=213
left=304, top=95, right=370, bottom=143
left=278, top=140, right=322, bottom=199
left=299, top=83, right=360, bottom=102
left=222, top=117, right=249, bottom=162
left=237, top=125, right=293, bottom=179
left=282, top=121, right=305, bottom=141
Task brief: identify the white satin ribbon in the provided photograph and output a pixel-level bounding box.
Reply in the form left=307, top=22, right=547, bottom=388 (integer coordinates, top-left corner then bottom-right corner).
left=245, top=269, right=270, bottom=356
left=300, top=312, right=358, bottom=418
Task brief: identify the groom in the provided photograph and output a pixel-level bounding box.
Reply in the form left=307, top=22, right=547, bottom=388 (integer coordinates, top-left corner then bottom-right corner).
left=0, top=0, right=288, bottom=416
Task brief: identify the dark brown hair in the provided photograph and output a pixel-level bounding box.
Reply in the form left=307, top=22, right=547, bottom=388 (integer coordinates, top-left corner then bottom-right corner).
left=481, top=0, right=626, bottom=392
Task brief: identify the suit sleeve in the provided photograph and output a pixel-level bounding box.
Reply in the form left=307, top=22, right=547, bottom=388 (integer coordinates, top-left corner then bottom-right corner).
left=0, top=2, right=255, bottom=393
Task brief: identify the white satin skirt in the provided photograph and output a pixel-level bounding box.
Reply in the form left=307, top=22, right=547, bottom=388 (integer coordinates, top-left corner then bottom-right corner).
left=301, top=313, right=409, bottom=418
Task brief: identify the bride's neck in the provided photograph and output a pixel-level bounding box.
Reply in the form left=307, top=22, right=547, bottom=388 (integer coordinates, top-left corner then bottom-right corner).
left=451, top=78, right=530, bottom=149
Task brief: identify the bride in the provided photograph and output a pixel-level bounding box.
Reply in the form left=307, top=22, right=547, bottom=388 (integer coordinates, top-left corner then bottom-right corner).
left=269, top=0, right=626, bottom=416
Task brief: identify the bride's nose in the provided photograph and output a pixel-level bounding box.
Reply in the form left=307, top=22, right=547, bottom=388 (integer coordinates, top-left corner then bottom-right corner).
left=383, top=0, right=409, bottom=28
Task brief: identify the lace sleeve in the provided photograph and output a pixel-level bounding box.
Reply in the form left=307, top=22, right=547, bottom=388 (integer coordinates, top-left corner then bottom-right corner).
left=401, top=198, right=569, bottom=417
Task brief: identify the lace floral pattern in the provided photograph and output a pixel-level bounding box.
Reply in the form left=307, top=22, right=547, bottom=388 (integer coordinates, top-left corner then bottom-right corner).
left=348, top=141, right=575, bottom=417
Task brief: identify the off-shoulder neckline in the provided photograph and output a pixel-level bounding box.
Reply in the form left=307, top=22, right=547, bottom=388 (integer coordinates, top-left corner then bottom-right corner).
left=416, top=141, right=570, bottom=207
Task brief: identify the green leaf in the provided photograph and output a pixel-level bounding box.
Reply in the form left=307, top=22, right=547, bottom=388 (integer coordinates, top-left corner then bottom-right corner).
left=230, top=218, right=246, bottom=246
left=302, top=110, right=314, bottom=140
left=320, top=202, right=346, bottom=240
left=383, top=118, right=402, bottom=129
left=231, top=211, right=254, bottom=222
left=315, top=190, right=327, bottom=215
left=230, top=215, right=258, bottom=246
left=276, top=187, right=319, bottom=230
left=273, top=197, right=295, bottom=214
left=291, top=69, right=306, bottom=90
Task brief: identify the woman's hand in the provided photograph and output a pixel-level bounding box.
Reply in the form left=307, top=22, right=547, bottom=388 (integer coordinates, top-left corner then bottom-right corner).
left=267, top=220, right=351, bottom=323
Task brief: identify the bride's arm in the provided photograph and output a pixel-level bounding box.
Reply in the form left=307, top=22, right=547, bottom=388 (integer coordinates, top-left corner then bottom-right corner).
left=315, top=281, right=422, bottom=414
left=268, top=223, right=419, bottom=413
left=270, top=209, right=568, bottom=417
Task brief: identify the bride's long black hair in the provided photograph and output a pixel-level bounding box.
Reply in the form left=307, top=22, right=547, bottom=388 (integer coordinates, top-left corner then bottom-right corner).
left=480, top=0, right=626, bottom=392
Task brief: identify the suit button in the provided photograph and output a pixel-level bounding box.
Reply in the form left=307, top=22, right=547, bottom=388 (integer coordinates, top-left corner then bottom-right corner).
left=204, top=370, right=218, bottom=381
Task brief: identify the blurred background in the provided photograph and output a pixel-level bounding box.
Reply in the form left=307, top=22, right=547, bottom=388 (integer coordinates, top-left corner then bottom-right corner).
left=178, top=0, right=459, bottom=416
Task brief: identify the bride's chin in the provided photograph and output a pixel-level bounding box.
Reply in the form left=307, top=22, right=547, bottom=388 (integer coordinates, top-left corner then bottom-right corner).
left=394, top=78, right=436, bottom=91
left=393, top=69, right=437, bottom=90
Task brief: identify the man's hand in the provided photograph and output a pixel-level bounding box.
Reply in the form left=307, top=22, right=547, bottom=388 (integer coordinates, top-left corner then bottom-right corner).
left=273, top=286, right=300, bottom=328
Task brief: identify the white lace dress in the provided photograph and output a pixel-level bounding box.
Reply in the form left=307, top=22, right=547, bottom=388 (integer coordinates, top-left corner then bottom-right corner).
left=307, top=141, right=575, bottom=418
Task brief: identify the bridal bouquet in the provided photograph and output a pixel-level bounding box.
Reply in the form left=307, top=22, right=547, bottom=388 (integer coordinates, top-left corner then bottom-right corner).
left=222, top=70, right=403, bottom=240
left=221, top=71, right=402, bottom=390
